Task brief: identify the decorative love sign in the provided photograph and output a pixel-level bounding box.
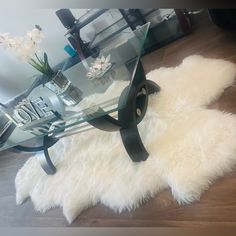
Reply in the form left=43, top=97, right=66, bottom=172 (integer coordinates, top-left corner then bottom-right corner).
left=9, top=97, right=54, bottom=127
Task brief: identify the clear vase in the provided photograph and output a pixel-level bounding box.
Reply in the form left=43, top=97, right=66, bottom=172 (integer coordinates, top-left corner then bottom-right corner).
left=45, top=71, right=82, bottom=106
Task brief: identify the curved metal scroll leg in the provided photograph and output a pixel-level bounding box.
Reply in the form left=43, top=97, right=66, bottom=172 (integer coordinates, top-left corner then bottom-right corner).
left=119, top=80, right=160, bottom=162
left=36, top=136, right=57, bottom=175
left=87, top=110, right=122, bottom=132
left=146, top=79, right=161, bottom=95
left=119, top=124, right=149, bottom=162
left=118, top=82, right=150, bottom=162
left=86, top=85, right=150, bottom=162
left=14, top=136, right=58, bottom=175
left=86, top=61, right=161, bottom=162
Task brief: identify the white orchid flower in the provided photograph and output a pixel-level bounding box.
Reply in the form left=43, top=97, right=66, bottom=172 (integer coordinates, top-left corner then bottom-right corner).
left=0, top=26, right=43, bottom=61
left=0, top=26, right=54, bottom=78
left=26, top=28, right=44, bottom=44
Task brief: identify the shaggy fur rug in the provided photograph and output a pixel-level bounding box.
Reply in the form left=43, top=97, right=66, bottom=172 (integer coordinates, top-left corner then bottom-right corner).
left=15, top=55, right=236, bottom=224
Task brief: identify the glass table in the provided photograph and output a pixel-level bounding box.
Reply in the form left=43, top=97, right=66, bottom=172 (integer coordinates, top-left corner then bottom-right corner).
left=0, top=22, right=160, bottom=175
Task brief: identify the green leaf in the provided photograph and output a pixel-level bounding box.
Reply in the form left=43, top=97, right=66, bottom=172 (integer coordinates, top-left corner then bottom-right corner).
left=44, top=53, right=54, bottom=77
left=35, top=53, right=43, bottom=65
left=29, top=61, right=45, bottom=74
left=29, top=58, right=50, bottom=76
left=43, top=53, right=48, bottom=64
left=30, top=58, right=43, bottom=68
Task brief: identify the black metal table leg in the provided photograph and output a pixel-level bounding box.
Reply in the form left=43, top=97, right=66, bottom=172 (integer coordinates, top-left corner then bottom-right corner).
left=117, top=81, right=149, bottom=161
left=117, top=62, right=160, bottom=162
left=14, top=136, right=58, bottom=175
left=119, top=124, right=149, bottom=161
left=39, top=136, right=57, bottom=175
left=88, top=60, right=161, bottom=162
left=146, top=79, right=161, bottom=95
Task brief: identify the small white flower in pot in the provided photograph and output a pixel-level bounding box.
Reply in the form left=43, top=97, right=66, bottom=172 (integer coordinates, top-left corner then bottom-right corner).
left=86, top=54, right=112, bottom=80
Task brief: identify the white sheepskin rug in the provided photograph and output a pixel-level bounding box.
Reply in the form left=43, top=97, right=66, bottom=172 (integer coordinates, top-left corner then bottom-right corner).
left=15, top=55, right=236, bottom=224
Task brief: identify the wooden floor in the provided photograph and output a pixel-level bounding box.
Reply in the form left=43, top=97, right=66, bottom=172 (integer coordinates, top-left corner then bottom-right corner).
left=1, top=11, right=236, bottom=227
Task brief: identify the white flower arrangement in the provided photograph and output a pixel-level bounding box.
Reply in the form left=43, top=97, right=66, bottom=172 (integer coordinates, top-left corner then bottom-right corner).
left=86, top=54, right=113, bottom=80
left=0, top=25, right=55, bottom=78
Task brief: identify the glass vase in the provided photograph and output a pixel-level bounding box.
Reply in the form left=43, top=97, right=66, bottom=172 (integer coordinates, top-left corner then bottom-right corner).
left=45, top=71, right=82, bottom=106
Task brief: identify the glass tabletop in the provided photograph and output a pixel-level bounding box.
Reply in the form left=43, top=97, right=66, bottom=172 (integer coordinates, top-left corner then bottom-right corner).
left=0, top=22, right=150, bottom=151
